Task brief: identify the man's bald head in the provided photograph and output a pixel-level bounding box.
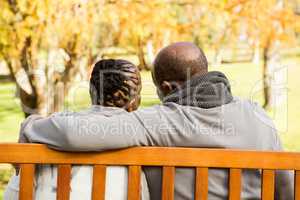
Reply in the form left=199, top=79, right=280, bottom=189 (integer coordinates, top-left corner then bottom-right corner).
left=153, top=42, right=208, bottom=86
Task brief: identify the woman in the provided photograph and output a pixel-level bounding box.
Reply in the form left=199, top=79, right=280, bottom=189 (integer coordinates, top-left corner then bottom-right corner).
left=4, top=59, right=149, bottom=200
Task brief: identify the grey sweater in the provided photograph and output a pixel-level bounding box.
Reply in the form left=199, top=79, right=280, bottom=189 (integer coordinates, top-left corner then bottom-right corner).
left=23, top=97, right=294, bottom=200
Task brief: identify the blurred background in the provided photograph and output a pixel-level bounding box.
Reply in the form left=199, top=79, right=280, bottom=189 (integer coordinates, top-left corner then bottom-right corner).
left=0, top=0, right=300, bottom=198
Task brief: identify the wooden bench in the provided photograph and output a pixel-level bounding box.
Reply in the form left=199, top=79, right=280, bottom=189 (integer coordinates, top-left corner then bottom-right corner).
left=0, top=143, right=300, bottom=200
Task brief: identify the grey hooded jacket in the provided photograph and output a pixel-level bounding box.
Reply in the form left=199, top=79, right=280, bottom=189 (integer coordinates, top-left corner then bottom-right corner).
left=23, top=97, right=294, bottom=200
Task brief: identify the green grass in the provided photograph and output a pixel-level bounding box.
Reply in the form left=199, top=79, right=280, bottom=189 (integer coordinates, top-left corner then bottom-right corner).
left=0, top=58, right=300, bottom=198
left=0, top=83, right=23, bottom=142
left=0, top=167, right=13, bottom=199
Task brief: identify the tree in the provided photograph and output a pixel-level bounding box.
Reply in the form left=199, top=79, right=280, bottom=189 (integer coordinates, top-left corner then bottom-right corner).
left=101, top=0, right=195, bottom=69
left=1, top=0, right=298, bottom=116
left=0, top=0, right=103, bottom=116
left=225, top=0, right=298, bottom=108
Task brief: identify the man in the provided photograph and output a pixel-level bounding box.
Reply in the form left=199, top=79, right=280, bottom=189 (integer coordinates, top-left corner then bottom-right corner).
left=4, top=59, right=149, bottom=200
left=20, top=42, right=293, bottom=199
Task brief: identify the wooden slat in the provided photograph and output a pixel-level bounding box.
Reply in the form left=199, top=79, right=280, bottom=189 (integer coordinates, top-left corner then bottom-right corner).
left=57, top=164, right=71, bottom=200
left=195, top=167, right=208, bottom=200
left=295, top=170, right=300, bottom=200
left=92, top=165, right=106, bottom=200
left=229, top=168, right=242, bottom=200
left=162, top=166, right=175, bottom=200
left=19, top=164, right=35, bottom=200
left=128, top=165, right=141, bottom=200
left=1, top=144, right=300, bottom=170
left=261, top=169, right=275, bottom=200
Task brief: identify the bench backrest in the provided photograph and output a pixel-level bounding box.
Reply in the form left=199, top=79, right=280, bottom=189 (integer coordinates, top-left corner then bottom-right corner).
left=1, top=143, right=300, bottom=200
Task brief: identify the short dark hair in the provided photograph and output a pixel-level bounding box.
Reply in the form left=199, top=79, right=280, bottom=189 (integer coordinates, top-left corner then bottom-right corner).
left=89, top=59, right=141, bottom=107
left=153, top=42, right=208, bottom=85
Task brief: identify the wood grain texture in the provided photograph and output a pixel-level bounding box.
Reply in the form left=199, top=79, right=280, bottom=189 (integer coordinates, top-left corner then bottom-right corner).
left=1, top=144, right=300, bottom=200
left=19, top=164, right=35, bottom=200
left=92, top=165, right=106, bottom=200
left=162, top=166, right=175, bottom=200
left=1, top=144, right=300, bottom=170
left=229, top=168, right=242, bottom=200
left=57, top=164, right=72, bottom=200
left=195, top=167, right=208, bottom=200
left=295, top=170, right=300, bottom=200
left=261, top=169, right=275, bottom=200
left=128, top=165, right=141, bottom=200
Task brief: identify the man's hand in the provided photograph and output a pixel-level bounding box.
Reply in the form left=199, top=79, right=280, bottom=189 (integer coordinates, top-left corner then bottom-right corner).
left=14, top=121, right=30, bottom=175
left=15, top=114, right=42, bottom=175
left=18, top=129, right=29, bottom=144
left=18, top=114, right=43, bottom=144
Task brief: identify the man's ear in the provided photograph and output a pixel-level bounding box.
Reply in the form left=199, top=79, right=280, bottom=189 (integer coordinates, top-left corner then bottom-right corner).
left=160, top=81, right=174, bottom=96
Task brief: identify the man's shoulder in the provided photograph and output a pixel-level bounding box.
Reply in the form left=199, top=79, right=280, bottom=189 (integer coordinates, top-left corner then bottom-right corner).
left=234, top=98, right=275, bottom=127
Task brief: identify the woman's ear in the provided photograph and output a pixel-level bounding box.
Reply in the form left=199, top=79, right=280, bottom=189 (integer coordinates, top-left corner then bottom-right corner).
left=126, top=95, right=141, bottom=112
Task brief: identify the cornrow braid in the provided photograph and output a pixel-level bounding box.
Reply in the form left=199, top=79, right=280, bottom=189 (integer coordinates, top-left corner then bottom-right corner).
left=89, top=59, right=141, bottom=108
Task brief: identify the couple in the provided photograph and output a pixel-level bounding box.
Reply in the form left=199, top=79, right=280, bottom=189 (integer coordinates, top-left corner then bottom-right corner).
left=5, top=42, right=293, bottom=199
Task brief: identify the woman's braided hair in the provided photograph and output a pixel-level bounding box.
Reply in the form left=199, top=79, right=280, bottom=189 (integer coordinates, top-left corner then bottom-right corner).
left=89, top=59, right=141, bottom=108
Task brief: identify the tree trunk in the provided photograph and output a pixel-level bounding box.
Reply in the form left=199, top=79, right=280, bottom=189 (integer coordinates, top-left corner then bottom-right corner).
left=4, top=3, right=42, bottom=117
left=19, top=89, right=38, bottom=118
left=5, top=57, right=39, bottom=117
left=6, top=47, right=71, bottom=117
left=262, top=46, right=271, bottom=109
left=213, top=47, right=223, bottom=65
left=19, top=37, right=41, bottom=117
left=137, top=37, right=150, bottom=71
left=53, top=81, right=65, bottom=113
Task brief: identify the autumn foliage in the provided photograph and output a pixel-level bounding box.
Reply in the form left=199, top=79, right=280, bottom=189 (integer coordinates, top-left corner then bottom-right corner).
left=0, top=0, right=299, bottom=115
